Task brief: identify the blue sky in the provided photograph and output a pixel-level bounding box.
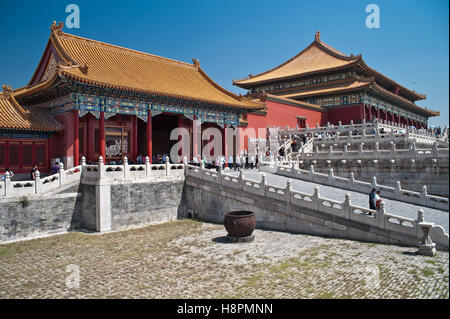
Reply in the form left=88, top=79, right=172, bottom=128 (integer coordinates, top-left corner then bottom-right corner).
left=0, top=0, right=448, bottom=126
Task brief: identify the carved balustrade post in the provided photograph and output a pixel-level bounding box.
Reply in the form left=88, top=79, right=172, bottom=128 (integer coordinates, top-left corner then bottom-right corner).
left=377, top=201, right=386, bottom=228
left=98, top=156, right=105, bottom=179
left=59, top=162, right=66, bottom=186
left=313, top=185, right=320, bottom=211
left=343, top=192, right=351, bottom=219
left=35, top=170, right=41, bottom=194
left=4, top=171, right=11, bottom=196
left=145, top=156, right=151, bottom=177
left=123, top=156, right=129, bottom=178
left=285, top=179, right=292, bottom=203
left=165, top=157, right=171, bottom=176
left=349, top=172, right=355, bottom=191
left=261, top=174, right=267, bottom=196
left=395, top=180, right=402, bottom=200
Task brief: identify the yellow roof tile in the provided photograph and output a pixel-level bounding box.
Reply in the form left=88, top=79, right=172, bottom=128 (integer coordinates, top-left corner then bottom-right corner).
left=19, top=24, right=263, bottom=110
left=0, top=91, right=63, bottom=132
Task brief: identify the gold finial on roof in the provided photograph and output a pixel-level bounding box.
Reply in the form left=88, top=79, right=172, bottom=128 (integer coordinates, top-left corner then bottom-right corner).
left=315, top=31, right=321, bottom=41
left=50, top=21, right=64, bottom=34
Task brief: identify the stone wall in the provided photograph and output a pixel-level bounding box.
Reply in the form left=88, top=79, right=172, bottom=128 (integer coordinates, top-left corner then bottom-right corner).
left=0, top=192, right=82, bottom=243
left=185, top=177, right=420, bottom=248
left=110, top=180, right=185, bottom=230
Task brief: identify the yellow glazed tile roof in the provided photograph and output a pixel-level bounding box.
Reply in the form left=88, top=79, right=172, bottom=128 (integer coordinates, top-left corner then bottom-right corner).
left=233, top=32, right=359, bottom=87
left=233, top=32, right=426, bottom=102
left=0, top=88, right=64, bottom=132
left=23, top=22, right=263, bottom=110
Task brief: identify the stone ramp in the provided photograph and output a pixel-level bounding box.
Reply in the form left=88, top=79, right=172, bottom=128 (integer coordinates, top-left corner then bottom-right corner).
left=186, top=165, right=449, bottom=250
left=247, top=168, right=449, bottom=233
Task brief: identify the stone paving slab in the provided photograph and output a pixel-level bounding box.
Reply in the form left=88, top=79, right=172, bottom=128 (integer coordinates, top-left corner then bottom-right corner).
left=226, top=169, right=449, bottom=232
left=0, top=220, right=447, bottom=299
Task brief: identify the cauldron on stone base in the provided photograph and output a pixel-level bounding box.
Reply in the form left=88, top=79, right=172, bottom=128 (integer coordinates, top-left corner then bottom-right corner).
left=224, top=211, right=256, bottom=243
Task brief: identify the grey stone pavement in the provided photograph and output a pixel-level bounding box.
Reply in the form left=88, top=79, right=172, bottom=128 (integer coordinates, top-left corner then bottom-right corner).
left=0, top=220, right=448, bottom=298
left=223, top=168, right=449, bottom=233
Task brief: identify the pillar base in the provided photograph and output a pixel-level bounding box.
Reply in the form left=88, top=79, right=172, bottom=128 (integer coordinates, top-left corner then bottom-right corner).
left=417, top=243, right=436, bottom=257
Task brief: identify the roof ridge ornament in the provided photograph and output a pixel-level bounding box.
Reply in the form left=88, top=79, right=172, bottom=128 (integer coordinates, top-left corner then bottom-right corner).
left=50, top=21, right=64, bottom=35
left=79, top=63, right=89, bottom=74
left=315, top=31, right=321, bottom=41
left=192, top=58, right=200, bottom=67
left=2, top=84, right=13, bottom=95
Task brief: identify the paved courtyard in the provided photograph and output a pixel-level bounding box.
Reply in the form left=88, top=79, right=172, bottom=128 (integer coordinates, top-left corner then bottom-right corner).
left=0, top=219, right=448, bottom=299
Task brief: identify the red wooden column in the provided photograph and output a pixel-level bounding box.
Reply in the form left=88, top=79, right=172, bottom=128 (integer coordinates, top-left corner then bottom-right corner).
left=73, top=109, right=80, bottom=166
left=223, top=124, right=228, bottom=166
left=87, top=114, right=94, bottom=162
left=132, top=115, right=138, bottom=160
left=178, top=115, right=184, bottom=157
left=368, top=105, right=373, bottom=122
left=360, top=104, right=365, bottom=123
left=192, top=115, right=198, bottom=159
left=147, top=110, right=152, bottom=163
left=377, top=107, right=380, bottom=121
left=99, top=111, right=106, bottom=159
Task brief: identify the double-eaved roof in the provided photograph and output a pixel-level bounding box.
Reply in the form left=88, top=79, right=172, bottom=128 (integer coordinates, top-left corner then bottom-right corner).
left=14, top=22, right=263, bottom=111
left=234, top=31, right=435, bottom=114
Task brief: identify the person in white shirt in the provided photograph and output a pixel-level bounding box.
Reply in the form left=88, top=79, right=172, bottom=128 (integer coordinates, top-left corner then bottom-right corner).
left=373, top=191, right=380, bottom=210
left=193, top=156, right=199, bottom=166
left=249, top=155, right=255, bottom=169
left=228, top=155, right=234, bottom=170
left=235, top=156, right=241, bottom=171
left=240, top=155, right=246, bottom=169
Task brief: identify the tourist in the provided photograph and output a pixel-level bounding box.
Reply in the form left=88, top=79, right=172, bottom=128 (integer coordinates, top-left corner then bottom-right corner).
left=1, top=168, right=14, bottom=181
left=192, top=155, right=199, bottom=166
left=255, top=154, right=259, bottom=169
left=240, top=154, right=246, bottom=170
left=221, top=155, right=226, bottom=170
left=30, top=164, right=38, bottom=180
left=369, top=188, right=376, bottom=215
left=137, top=154, right=143, bottom=164
left=374, top=190, right=382, bottom=210
left=235, top=156, right=241, bottom=171
left=249, top=154, right=255, bottom=169
left=228, top=155, right=234, bottom=170
left=50, top=162, right=60, bottom=175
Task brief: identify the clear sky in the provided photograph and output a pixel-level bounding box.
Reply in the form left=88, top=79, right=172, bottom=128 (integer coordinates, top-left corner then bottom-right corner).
left=0, top=0, right=448, bottom=127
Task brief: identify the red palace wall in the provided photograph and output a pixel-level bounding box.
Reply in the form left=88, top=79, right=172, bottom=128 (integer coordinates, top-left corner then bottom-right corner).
left=246, top=99, right=325, bottom=133
left=327, top=104, right=364, bottom=125
left=52, top=112, right=75, bottom=167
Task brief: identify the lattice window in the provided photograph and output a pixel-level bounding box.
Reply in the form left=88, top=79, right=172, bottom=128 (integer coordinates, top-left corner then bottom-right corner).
left=8, top=143, right=20, bottom=166
left=36, top=143, right=45, bottom=166
left=22, top=144, right=33, bottom=166
left=0, top=143, right=6, bottom=167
